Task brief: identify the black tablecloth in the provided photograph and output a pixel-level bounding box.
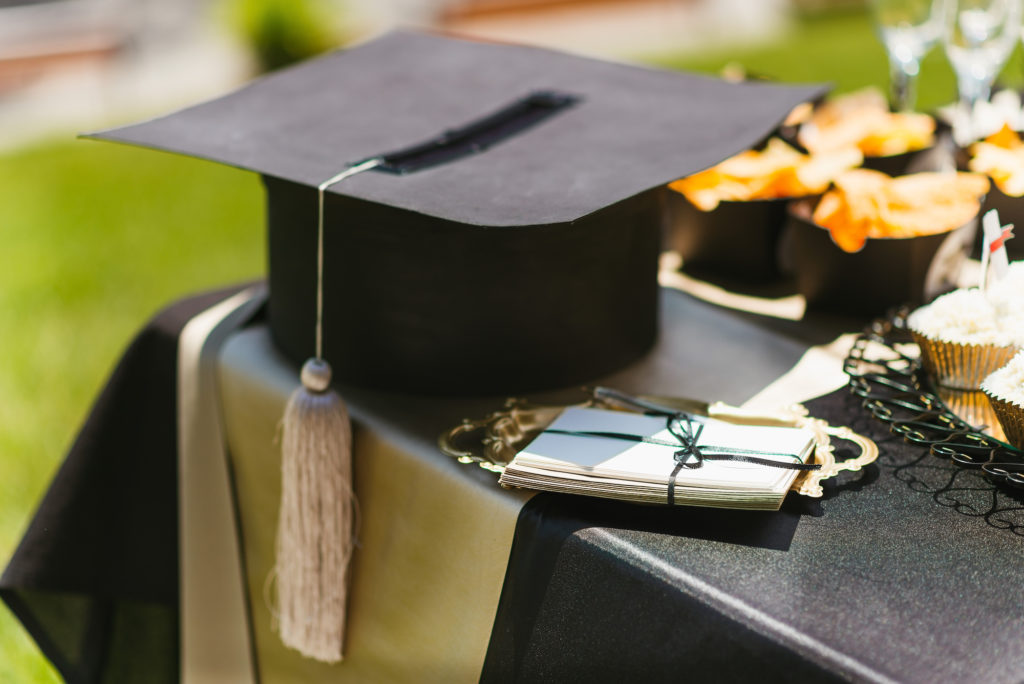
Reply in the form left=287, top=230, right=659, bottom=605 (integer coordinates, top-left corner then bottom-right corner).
left=482, top=388, right=1024, bottom=683
left=6, top=285, right=1024, bottom=683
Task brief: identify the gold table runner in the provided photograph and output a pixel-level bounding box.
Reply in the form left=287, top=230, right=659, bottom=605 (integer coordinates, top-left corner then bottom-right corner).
left=217, top=328, right=532, bottom=683
left=177, top=286, right=266, bottom=684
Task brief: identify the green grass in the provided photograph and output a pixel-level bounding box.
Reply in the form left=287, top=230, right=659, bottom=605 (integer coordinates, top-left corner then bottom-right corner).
left=0, top=142, right=264, bottom=682
left=1, top=6, right=1018, bottom=682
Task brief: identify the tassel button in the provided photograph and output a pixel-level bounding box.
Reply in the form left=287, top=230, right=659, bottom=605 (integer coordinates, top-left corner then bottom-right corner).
left=301, top=358, right=333, bottom=393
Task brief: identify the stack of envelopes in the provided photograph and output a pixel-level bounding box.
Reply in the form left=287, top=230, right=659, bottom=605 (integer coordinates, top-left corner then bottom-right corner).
left=499, top=407, right=817, bottom=510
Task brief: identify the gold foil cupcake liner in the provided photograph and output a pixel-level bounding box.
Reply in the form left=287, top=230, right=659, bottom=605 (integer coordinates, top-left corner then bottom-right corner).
left=935, top=386, right=1007, bottom=442
left=909, top=329, right=1018, bottom=391
left=983, top=391, right=1024, bottom=450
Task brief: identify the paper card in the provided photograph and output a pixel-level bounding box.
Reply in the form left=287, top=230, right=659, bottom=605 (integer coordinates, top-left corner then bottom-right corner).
left=516, top=407, right=815, bottom=493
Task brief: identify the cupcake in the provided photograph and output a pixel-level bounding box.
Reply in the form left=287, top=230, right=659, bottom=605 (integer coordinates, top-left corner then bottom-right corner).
left=981, top=350, right=1024, bottom=449
left=907, top=287, right=1023, bottom=390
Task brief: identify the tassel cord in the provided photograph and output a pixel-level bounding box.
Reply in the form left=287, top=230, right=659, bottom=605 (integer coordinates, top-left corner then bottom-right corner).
left=315, top=158, right=381, bottom=360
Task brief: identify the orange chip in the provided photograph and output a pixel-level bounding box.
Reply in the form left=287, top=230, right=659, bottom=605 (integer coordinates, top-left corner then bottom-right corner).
left=886, top=172, right=989, bottom=207
left=969, top=127, right=1024, bottom=196
left=794, top=146, right=864, bottom=194
left=857, top=113, right=934, bottom=157
left=811, top=170, right=987, bottom=253
left=798, top=87, right=934, bottom=157
left=814, top=190, right=869, bottom=252
left=810, top=190, right=843, bottom=225
left=783, top=101, right=814, bottom=127
left=670, top=138, right=861, bottom=210
left=984, top=123, right=1022, bottom=150
left=834, top=168, right=889, bottom=194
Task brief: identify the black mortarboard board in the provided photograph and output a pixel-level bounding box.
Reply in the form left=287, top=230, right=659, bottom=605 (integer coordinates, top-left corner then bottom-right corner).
left=92, top=30, right=825, bottom=395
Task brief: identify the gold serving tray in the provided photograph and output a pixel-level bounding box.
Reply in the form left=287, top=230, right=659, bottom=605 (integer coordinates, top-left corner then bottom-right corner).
left=439, top=389, right=878, bottom=499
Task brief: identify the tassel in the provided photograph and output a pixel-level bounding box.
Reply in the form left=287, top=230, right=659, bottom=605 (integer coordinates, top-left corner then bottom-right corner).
left=272, top=161, right=376, bottom=661
left=275, top=357, right=355, bottom=663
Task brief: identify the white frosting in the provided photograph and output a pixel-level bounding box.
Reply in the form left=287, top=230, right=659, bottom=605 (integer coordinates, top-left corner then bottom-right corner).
left=986, top=261, right=1024, bottom=316
left=982, top=350, right=1024, bottom=406
left=909, top=261, right=1024, bottom=346
left=909, top=288, right=1020, bottom=346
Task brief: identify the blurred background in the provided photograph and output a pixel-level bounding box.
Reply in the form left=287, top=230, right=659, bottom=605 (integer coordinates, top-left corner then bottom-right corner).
left=0, top=0, right=1011, bottom=680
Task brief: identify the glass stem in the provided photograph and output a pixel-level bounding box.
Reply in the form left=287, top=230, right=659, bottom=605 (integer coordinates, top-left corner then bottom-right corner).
left=888, top=58, right=918, bottom=112
left=958, top=75, right=993, bottom=143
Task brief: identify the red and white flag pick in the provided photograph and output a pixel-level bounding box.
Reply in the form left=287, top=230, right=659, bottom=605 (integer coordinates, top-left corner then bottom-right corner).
left=981, top=209, right=1014, bottom=291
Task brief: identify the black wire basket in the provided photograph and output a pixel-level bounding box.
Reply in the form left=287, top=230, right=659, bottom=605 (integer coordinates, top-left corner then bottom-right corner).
left=844, top=308, right=1024, bottom=490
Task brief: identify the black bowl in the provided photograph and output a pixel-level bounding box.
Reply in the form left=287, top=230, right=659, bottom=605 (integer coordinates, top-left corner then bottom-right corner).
left=665, top=192, right=797, bottom=281
left=861, top=146, right=936, bottom=176
left=783, top=198, right=978, bottom=315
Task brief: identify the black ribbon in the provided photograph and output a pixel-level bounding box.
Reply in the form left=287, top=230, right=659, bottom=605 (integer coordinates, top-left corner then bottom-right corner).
left=544, top=411, right=819, bottom=506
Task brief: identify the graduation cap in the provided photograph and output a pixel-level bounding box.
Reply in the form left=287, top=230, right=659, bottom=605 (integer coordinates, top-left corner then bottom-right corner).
left=93, top=29, right=824, bottom=396
left=90, top=30, right=825, bottom=663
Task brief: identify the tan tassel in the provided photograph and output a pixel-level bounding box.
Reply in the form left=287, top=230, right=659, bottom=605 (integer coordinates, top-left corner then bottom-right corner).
left=275, top=357, right=355, bottom=662
left=272, top=160, right=378, bottom=661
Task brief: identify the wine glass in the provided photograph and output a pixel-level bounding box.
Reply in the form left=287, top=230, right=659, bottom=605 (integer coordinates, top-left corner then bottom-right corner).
left=944, top=0, right=1023, bottom=142
left=870, top=0, right=946, bottom=111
